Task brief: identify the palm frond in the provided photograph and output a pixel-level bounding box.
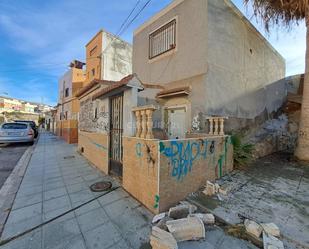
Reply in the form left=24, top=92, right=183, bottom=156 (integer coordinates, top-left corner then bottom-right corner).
left=244, top=0, right=308, bottom=31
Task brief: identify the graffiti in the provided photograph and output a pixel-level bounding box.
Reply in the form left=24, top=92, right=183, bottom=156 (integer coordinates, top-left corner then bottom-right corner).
left=153, top=194, right=160, bottom=209
left=160, top=140, right=208, bottom=180
left=79, top=99, right=109, bottom=132
left=136, top=143, right=142, bottom=157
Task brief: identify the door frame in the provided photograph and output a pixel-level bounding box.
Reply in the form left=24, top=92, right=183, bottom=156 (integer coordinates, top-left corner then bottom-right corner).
left=108, top=93, right=124, bottom=178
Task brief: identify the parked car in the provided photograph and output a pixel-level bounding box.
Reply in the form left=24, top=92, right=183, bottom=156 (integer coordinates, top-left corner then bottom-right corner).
left=14, top=120, right=38, bottom=138
left=0, top=122, right=35, bottom=145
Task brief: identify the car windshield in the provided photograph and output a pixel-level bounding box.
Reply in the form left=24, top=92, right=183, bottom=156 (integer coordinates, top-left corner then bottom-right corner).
left=2, top=123, right=28, bottom=129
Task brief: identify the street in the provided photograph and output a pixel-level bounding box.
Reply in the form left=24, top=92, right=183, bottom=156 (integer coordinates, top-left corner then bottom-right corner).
left=0, top=143, right=30, bottom=189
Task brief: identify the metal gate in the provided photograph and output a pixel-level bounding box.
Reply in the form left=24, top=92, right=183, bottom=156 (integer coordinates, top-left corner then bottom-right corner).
left=109, top=94, right=123, bottom=177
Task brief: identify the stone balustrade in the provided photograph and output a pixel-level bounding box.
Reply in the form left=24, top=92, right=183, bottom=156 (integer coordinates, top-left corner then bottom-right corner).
left=206, top=117, right=227, bottom=136
left=132, top=105, right=157, bottom=139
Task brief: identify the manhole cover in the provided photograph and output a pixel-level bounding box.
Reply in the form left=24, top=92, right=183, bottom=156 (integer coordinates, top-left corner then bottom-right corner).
left=90, top=181, right=112, bottom=192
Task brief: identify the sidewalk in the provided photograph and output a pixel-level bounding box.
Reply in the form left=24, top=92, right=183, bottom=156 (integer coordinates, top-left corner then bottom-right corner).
left=0, top=132, right=152, bottom=249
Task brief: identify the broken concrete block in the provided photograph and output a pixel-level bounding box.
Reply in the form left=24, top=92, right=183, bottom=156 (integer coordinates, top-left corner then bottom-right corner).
left=263, top=232, right=284, bottom=249
left=152, top=213, right=166, bottom=224
left=166, top=216, right=205, bottom=242
left=261, top=223, right=280, bottom=238
left=150, top=226, right=178, bottom=249
left=168, top=204, right=196, bottom=219
left=178, top=201, right=197, bottom=214
left=215, top=183, right=220, bottom=193
left=156, top=216, right=174, bottom=231
left=203, top=181, right=216, bottom=196
left=189, top=213, right=215, bottom=225
left=244, top=219, right=263, bottom=238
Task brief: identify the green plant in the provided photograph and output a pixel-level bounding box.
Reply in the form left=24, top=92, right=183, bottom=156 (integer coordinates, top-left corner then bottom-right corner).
left=231, top=134, right=255, bottom=167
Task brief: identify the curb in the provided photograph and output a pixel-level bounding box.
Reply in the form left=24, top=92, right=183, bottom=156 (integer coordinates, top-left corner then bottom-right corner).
left=0, top=142, right=36, bottom=237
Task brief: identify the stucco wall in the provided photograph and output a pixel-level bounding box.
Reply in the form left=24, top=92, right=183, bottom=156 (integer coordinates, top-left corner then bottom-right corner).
left=102, top=32, right=132, bottom=81
left=123, top=137, right=159, bottom=213
left=123, top=135, right=233, bottom=214
left=78, top=131, right=109, bottom=174
left=203, top=0, right=286, bottom=119
left=133, top=0, right=208, bottom=85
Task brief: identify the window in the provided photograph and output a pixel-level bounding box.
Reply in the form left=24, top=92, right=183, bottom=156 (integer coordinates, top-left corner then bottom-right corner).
left=65, top=88, right=69, bottom=97
left=65, top=111, right=68, bottom=120
left=91, top=68, right=95, bottom=76
left=149, top=19, right=176, bottom=59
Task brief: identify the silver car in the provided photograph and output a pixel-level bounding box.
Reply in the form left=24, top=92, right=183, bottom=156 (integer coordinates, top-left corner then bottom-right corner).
left=0, top=122, right=35, bottom=145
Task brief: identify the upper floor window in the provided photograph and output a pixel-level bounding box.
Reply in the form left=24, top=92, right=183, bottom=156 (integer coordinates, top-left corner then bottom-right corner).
left=149, top=19, right=176, bottom=59
left=65, top=88, right=69, bottom=97
left=91, top=68, right=95, bottom=76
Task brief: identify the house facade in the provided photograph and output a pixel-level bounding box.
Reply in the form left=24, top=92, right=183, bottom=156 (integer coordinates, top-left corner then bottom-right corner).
left=56, top=60, right=85, bottom=143
left=133, top=0, right=285, bottom=138
left=77, top=30, right=133, bottom=174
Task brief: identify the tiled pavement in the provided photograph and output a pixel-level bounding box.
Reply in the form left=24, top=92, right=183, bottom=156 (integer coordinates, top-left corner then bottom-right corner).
left=0, top=132, right=152, bottom=249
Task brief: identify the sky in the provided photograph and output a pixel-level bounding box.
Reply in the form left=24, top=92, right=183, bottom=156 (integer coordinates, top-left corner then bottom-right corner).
left=0, top=0, right=306, bottom=106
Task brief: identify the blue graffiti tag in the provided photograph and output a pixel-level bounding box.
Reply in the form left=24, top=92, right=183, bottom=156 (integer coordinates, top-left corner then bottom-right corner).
left=160, top=140, right=208, bottom=180
left=136, top=142, right=142, bottom=157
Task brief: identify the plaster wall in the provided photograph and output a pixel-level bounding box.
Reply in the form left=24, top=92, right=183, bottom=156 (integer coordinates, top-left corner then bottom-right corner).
left=133, top=0, right=208, bottom=85
left=123, top=135, right=233, bottom=214
left=102, top=32, right=132, bottom=81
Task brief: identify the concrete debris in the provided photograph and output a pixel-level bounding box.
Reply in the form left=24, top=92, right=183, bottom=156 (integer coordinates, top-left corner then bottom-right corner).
left=263, top=232, right=284, bottom=249
left=178, top=201, right=197, bottom=214
left=244, top=219, right=263, bottom=238
left=217, top=193, right=223, bottom=201
left=203, top=181, right=216, bottom=196
left=156, top=216, right=175, bottom=231
left=152, top=213, right=166, bottom=224
left=218, top=186, right=230, bottom=195
left=189, top=213, right=215, bottom=225
left=166, top=216, right=205, bottom=242
left=150, top=226, right=178, bottom=249
left=261, top=223, right=280, bottom=238
left=168, top=204, right=196, bottom=219
left=215, top=183, right=220, bottom=193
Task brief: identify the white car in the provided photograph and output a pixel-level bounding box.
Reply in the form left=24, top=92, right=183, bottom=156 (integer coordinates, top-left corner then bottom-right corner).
left=0, top=122, right=35, bottom=145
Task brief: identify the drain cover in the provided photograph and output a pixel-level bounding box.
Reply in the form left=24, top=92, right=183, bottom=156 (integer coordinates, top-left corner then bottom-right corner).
left=90, top=181, right=112, bottom=192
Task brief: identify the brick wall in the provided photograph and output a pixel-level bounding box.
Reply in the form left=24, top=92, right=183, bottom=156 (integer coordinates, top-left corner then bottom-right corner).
left=78, top=131, right=109, bottom=174
left=122, top=135, right=233, bottom=214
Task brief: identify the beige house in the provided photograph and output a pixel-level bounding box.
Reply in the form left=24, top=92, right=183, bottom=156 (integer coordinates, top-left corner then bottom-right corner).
left=133, top=0, right=286, bottom=138
left=57, top=60, right=85, bottom=143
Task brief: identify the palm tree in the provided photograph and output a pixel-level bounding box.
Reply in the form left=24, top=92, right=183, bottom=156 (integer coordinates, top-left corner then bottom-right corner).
left=244, top=0, right=309, bottom=160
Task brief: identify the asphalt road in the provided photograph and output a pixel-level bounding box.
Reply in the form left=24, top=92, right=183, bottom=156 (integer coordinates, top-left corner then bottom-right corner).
left=0, top=143, right=30, bottom=189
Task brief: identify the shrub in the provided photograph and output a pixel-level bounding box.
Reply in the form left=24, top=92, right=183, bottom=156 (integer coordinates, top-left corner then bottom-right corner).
left=231, top=134, right=255, bottom=167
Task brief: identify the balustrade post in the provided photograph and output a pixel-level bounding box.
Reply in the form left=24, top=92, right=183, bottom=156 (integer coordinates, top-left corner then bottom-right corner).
left=219, top=118, right=225, bottom=135
left=208, top=118, right=214, bottom=135
left=146, top=109, right=154, bottom=139
left=135, top=110, right=142, bottom=138
left=140, top=110, right=147, bottom=139
left=214, top=118, right=219, bottom=135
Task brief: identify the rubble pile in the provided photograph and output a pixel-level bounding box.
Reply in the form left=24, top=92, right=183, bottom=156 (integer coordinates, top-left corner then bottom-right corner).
left=243, top=219, right=283, bottom=249
left=150, top=202, right=216, bottom=249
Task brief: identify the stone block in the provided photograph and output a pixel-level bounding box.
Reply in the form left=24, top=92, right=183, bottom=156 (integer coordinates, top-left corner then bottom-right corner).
left=166, top=216, right=205, bottom=242
left=261, top=223, right=280, bottom=237
left=189, top=213, right=215, bottom=225
left=263, top=232, right=284, bottom=249
left=168, top=204, right=196, bottom=219
left=150, top=226, right=178, bottom=249
left=203, top=181, right=216, bottom=196
left=152, top=213, right=166, bottom=224
left=244, top=219, right=263, bottom=238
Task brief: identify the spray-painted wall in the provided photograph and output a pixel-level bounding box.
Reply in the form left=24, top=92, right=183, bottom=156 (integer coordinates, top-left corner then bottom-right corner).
left=123, top=135, right=233, bottom=213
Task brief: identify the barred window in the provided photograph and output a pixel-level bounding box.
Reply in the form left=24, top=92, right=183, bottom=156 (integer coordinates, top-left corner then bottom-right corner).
left=149, top=19, right=176, bottom=59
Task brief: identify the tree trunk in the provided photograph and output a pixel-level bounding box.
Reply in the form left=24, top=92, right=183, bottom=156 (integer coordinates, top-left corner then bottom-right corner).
left=295, top=9, right=309, bottom=160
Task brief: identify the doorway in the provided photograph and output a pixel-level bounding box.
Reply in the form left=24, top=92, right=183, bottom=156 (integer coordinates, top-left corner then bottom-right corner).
left=109, top=94, right=124, bottom=178
left=167, top=107, right=186, bottom=139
